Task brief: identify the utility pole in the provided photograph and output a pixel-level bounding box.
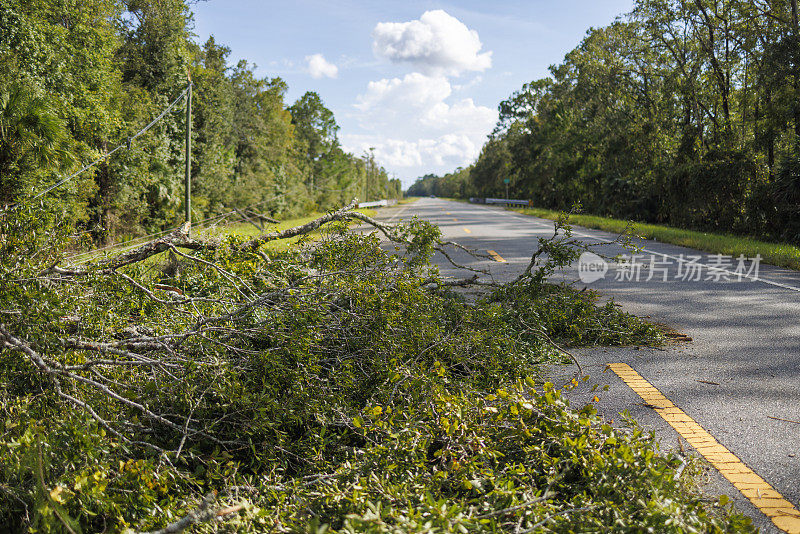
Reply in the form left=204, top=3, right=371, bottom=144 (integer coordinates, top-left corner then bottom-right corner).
left=184, top=77, right=193, bottom=235
left=366, top=147, right=375, bottom=202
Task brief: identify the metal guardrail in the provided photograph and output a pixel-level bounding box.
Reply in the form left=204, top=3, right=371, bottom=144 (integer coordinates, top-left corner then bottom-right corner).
left=356, top=199, right=398, bottom=208
left=470, top=198, right=532, bottom=207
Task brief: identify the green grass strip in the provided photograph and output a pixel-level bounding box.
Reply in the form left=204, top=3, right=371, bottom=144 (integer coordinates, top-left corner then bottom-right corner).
left=512, top=207, right=800, bottom=271
left=205, top=208, right=379, bottom=251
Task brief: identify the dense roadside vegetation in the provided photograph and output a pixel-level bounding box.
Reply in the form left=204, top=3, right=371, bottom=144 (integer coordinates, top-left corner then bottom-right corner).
left=0, top=0, right=400, bottom=243
left=515, top=206, right=800, bottom=270
left=408, top=0, right=800, bottom=245
left=0, top=205, right=756, bottom=532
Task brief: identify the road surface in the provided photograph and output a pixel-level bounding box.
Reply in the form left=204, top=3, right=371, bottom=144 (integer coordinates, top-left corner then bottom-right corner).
left=380, top=198, right=800, bottom=533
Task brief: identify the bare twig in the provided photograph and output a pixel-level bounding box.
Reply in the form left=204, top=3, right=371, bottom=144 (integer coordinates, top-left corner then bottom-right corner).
left=767, top=415, right=800, bottom=425
left=137, top=492, right=243, bottom=534
left=240, top=200, right=358, bottom=250
left=519, top=505, right=596, bottom=532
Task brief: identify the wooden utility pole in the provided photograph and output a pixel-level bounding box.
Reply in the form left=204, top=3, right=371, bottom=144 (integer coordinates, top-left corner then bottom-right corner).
left=366, top=147, right=375, bottom=202
left=184, top=78, right=193, bottom=235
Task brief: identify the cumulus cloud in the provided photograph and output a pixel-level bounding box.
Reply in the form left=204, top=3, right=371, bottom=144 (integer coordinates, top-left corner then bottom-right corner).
left=342, top=133, right=481, bottom=170
left=347, top=70, right=496, bottom=177
left=354, top=73, right=496, bottom=137
left=372, top=10, right=492, bottom=76
left=347, top=10, right=496, bottom=182
left=305, top=54, right=338, bottom=79
left=355, top=72, right=451, bottom=112
left=420, top=98, right=497, bottom=134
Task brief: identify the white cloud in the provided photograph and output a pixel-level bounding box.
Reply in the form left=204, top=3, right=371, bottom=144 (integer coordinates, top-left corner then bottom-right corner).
left=356, top=72, right=451, bottom=112
left=305, top=53, right=338, bottom=79
left=420, top=98, right=496, bottom=135
left=353, top=73, right=496, bottom=139
left=341, top=133, right=480, bottom=170
left=346, top=10, right=496, bottom=184
left=372, top=10, right=492, bottom=76
left=347, top=70, right=496, bottom=180
left=418, top=134, right=478, bottom=166
left=452, top=75, right=483, bottom=91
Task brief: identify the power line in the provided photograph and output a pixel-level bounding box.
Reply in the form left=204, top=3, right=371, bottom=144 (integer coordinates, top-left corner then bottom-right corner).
left=65, top=197, right=279, bottom=264
left=3, top=86, right=190, bottom=213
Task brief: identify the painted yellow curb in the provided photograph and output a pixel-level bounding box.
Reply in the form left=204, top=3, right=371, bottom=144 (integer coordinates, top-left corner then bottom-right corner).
left=487, top=250, right=507, bottom=263
left=607, top=363, right=800, bottom=533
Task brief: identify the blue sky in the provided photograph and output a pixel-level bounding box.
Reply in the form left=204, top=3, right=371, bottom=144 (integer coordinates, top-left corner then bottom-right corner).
left=191, top=0, right=634, bottom=188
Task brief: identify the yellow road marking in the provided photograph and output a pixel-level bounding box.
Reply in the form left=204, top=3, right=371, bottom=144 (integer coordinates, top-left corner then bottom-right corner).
left=445, top=211, right=452, bottom=215
left=607, top=363, right=800, bottom=533
left=463, top=227, right=471, bottom=234
left=487, top=250, right=507, bottom=263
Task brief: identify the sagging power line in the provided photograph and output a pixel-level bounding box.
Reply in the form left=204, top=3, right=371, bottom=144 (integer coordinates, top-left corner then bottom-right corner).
left=3, top=84, right=191, bottom=213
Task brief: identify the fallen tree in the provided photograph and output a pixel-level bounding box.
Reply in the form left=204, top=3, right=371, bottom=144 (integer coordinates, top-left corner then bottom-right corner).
left=0, top=202, right=752, bottom=532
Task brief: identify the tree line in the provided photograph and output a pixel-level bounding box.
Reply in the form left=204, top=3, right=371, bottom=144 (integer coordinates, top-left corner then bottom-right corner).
left=0, top=0, right=401, bottom=242
left=409, top=0, right=800, bottom=243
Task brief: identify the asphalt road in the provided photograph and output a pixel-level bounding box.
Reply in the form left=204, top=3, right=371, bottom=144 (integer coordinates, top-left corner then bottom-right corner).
left=382, top=197, right=800, bottom=533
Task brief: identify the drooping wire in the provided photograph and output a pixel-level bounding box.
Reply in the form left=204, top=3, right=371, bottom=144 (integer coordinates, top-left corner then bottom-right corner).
left=3, top=86, right=190, bottom=213
left=64, top=197, right=279, bottom=264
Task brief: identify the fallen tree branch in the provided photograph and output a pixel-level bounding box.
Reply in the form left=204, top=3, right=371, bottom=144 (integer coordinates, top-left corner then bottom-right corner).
left=136, top=492, right=244, bottom=534
left=240, top=200, right=358, bottom=250
left=346, top=210, right=492, bottom=274
left=767, top=415, right=800, bottom=425
left=102, top=223, right=209, bottom=270
left=519, top=505, right=596, bottom=532
left=234, top=207, right=263, bottom=232
left=39, top=223, right=212, bottom=278
left=244, top=209, right=279, bottom=224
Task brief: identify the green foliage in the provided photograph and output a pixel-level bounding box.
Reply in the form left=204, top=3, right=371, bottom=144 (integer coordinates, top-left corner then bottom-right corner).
left=493, top=283, right=662, bottom=348
left=436, top=0, right=800, bottom=245
left=0, top=209, right=751, bottom=532
left=664, top=150, right=756, bottom=232
left=290, top=91, right=340, bottom=163
left=0, top=0, right=400, bottom=244
left=766, top=152, right=800, bottom=242
left=515, top=206, right=800, bottom=271
left=0, top=78, right=75, bottom=207
left=406, top=167, right=474, bottom=199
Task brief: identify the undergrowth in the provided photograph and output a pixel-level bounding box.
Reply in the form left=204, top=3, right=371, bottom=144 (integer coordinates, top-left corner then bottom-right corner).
left=513, top=206, right=800, bottom=271
left=0, top=206, right=753, bottom=532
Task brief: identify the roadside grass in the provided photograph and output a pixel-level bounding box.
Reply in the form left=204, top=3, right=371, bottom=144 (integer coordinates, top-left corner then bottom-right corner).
left=512, top=206, right=800, bottom=270
left=198, top=208, right=374, bottom=252
left=202, top=207, right=377, bottom=238
left=70, top=207, right=384, bottom=266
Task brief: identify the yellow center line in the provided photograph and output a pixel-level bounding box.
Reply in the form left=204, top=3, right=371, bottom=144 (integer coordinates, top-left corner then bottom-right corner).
left=487, top=250, right=507, bottom=263
left=607, top=363, right=800, bottom=533
left=463, top=227, right=471, bottom=234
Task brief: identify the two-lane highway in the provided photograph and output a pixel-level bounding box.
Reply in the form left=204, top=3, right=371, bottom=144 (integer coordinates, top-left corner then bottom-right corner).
left=382, top=198, right=800, bottom=533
